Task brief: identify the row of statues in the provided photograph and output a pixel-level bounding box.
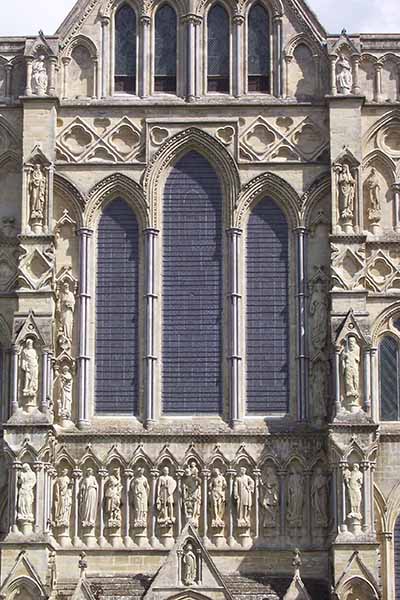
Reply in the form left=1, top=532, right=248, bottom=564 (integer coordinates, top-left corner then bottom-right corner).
left=335, top=162, right=383, bottom=231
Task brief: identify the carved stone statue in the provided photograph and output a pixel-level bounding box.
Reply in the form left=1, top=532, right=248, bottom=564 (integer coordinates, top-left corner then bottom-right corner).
left=311, top=467, right=329, bottom=528
left=17, top=464, right=36, bottom=525
left=233, top=467, right=255, bottom=528
left=209, top=468, right=227, bottom=528
left=310, top=282, right=328, bottom=354
left=336, top=163, right=356, bottom=225
left=336, top=53, right=353, bottom=94
left=131, top=467, right=149, bottom=528
left=182, top=462, right=202, bottom=527
left=344, top=463, right=363, bottom=518
left=182, top=543, right=197, bottom=586
left=53, top=468, right=73, bottom=528
left=21, top=339, right=39, bottom=401
left=29, top=164, right=46, bottom=222
left=287, top=469, right=304, bottom=528
left=104, top=468, right=123, bottom=529
left=156, top=466, right=176, bottom=527
left=79, top=467, right=98, bottom=528
left=342, top=336, right=361, bottom=410
left=366, top=167, right=382, bottom=225
left=260, top=466, right=279, bottom=529
left=32, top=55, right=48, bottom=96
left=55, top=365, right=73, bottom=422
left=57, top=282, right=76, bottom=345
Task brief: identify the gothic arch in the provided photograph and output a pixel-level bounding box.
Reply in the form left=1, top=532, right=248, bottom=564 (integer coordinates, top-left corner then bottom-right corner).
left=63, top=34, right=98, bottom=60
left=235, top=172, right=300, bottom=228
left=363, top=149, right=396, bottom=180
left=284, top=32, right=321, bottom=59
left=363, top=109, right=400, bottom=147
left=339, top=576, right=379, bottom=600
left=372, top=301, right=400, bottom=346
left=143, top=127, right=240, bottom=228
left=5, top=577, right=46, bottom=600
left=85, top=172, right=149, bottom=229
left=54, top=173, right=85, bottom=227
left=243, top=0, right=283, bottom=18
left=303, top=172, right=331, bottom=227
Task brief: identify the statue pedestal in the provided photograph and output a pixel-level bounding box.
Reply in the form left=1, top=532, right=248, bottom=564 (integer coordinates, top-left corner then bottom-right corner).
left=211, top=527, right=225, bottom=548
left=370, top=223, right=381, bottom=236
left=159, top=527, right=174, bottom=548
left=341, top=220, right=354, bottom=234
left=19, top=520, right=33, bottom=535
left=348, top=513, right=362, bottom=535
left=108, top=531, right=122, bottom=548
left=82, top=527, right=97, bottom=547
left=133, top=526, right=148, bottom=547
left=30, top=218, right=44, bottom=235
left=346, top=395, right=361, bottom=414
left=56, top=526, right=71, bottom=547
left=237, top=527, right=252, bottom=548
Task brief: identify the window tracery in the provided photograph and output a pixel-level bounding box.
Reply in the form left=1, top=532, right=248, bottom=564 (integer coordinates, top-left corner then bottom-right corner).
left=154, top=4, right=177, bottom=93
left=207, top=4, right=230, bottom=93
left=114, top=4, right=137, bottom=94
left=247, top=3, right=270, bottom=93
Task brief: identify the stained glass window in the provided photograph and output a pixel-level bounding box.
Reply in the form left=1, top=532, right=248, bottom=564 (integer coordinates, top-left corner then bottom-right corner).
left=380, top=335, right=400, bottom=421
left=248, top=3, right=270, bottom=92
left=207, top=4, right=230, bottom=93
left=115, top=4, right=137, bottom=93
left=155, top=4, right=177, bottom=93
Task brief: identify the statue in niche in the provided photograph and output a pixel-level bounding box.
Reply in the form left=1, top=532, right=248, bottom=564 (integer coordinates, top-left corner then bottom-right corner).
left=131, top=467, right=149, bottom=528
left=32, top=55, right=48, bottom=96
left=209, top=468, right=227, bottom=528
left=336, top=163, right=356, bottom=225
left=53, top=468, right=73, bottom=528
left=29, top=164, right=46, bottom=222
left=310, top=282, right=329, bottom=354
left=79, top=467, right=98, bottom=528
left=336, top=53, right=353, bottom=94
left=287, top=469, right=304, bottom=528
left=17, top=464, right=36, bottom=524
left=341, top=336, right=361, bottom=410
left=311, top=360, right=328, bottom=421
left=233, top=467, right=255, bottom=528
left=311, top=467, right=329, bottom=527
left=21, top=339, right=39, bottom=400
left=182, top=462, right=202, bottom=527
left=54, top=365, right=73, bottom=422
left=182, top=543, right=197, bottom=586
left=56, top=282, right=76, bottom=347
left=366, top=167, right=382, bottom=224
left=260, top=466, right=279, bottom=529
left=344, top=463, right=363, bottom=518
left=156, top=466, right=176, bottom=527
left=104, top=468, right=123, bottom=529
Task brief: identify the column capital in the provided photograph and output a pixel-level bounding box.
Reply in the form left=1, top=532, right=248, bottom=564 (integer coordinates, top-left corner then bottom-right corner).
left=140, top=14, right=151, bottom=26
left=232, top=14, right=245, bottom=25
left=101, top=15, right=111, bottom=26
left=182, top=13, right=202, bottom=25
left=78, top=227, right=94, bottom=237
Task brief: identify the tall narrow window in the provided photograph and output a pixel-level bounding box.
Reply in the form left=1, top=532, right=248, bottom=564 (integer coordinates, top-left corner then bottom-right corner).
left=163, top=151, right=223, bottom=414
left=115, top=4, right=137, bottom=93
left=248, top=3, right=270, bottom=92
left=155, top=4, right=177, bottom=93
left=247, top=198, right=289, bottom=414
left=96, top=199, right=139, bottom=415
left=395, top=515, right=400, bottom=598
left=207, top=4, right=230, bottom=93
left=379, top=335, right=400, bottom=421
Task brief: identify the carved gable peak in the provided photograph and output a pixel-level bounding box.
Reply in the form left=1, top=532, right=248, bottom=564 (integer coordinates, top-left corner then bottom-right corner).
left=333, top=146, right=360, bottom=168
left=283, top=574, right=312, bottom=600
left=335, top=551, right=379, bottom=596
left=71, top=577, right=96, bottom=600
left=24, top=31, right=58, bottom=58
left=328, top=30, right=361, bottom=56
left=14, top=311, right=46, bottom=347
left=0, top=550, right=47, bottom=598
left=334, top=309, right=370, bottom=347
left=26, top=144, right=53, bottom=167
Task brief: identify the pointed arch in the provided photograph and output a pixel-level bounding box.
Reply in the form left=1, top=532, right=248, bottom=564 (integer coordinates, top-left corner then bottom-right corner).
left=143, top=127, right=240, bottom=228
left=303, top=171, right=331, bottom=227
left=154, top=3, right=177, bottom=93
left=54, top=173, right=85, bottom=227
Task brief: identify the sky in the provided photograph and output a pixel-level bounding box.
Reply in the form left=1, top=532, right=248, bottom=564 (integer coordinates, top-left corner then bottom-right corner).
left=0, top=0, right=399, bottom=36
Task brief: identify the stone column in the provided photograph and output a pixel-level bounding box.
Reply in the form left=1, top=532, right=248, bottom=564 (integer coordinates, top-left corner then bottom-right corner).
left=296, top=227, right=308, bottom=421
left=5, top=64, right=12, bottom=99
left=339, top=462, right=348, bottom=533
left=314, top=55, right=321, bottom=96
left=184, top=15, right=200, bottom=101
left=232, top=15, right=244, bottom=97
left=227, top=228, right=242, bottom=427
left=78, top=228, right=93, bottom=429
left=144, top=229, right=159, bottom=426
left=253, top=468, right=261, bottom=540
left=334, top=346, right=342, bottom=416
left=25, top=58, right=33, bottom=96
left=375, top=64, right=383, bottom=102
left=278, top=469, right=286, bottom=541
left=124, top=468, right=133, bottom=547
left=363, top=348, right=371, bottom=414
left=150, top=468, right=158, bottom=547
left=101, top=16, right=110, bottom=98
left=352, top=55, right=361, bottom=95
left=201, top=469, right=210, bottom=543
left=329, top=56, right=337, bottom=96
left=392, top=183, right=400, bottom=233
left=10, top=460, right=21, bottom=534
left=304, top=470, right=312, bottom=543
left=140, top=16, right=151, bottom=98
left=11, top=345, right=19, bottom=416
left=370, top=347, right=379, bottom=422
left=273, top=16, right=283, bottom=97
left=227, top=468, right=235, bottom=547
left=72, top=468, right=82, bottom=546
left=62, top=57, right=71, bottom=99
left=48, top=57, right=57, bottom=96
left=283, top=55, right=291, bottom=98
left=33, top=461, right=43, bottom=533
left=98, top=468, right=108, bottom=547
left=41, top=350, right=49, bottom=414
left=361, top=461, right=369, bottom=533
left=93, top=59, right=99, bottom=99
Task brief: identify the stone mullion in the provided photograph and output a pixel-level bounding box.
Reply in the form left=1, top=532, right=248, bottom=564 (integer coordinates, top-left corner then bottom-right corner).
left=62, top=57, right=71, bottom=99
left=227, top=228, right=242, bottom=426
left=273, top=16, right=283, bottom=97
left=392, top=183, right=400, bottom=233
left=232, top=15, right=244, bottom=98
left=101, top=16, right=110, bottom=98
left=72, top=468, right=82, bottom=546
left=140, top=16, right=151, bottom=98
left=78, top=228, right=93, bottom=429
left=201, top=469, right=210, bottom=543
left=227, top=468, right=235, bottom=546
left=150, top=468, right=158, bottom=546
left=295, top=227, right=309, bottom=421
left=144, top=229, right=159, bottom=425
left=124, top=469, right=133, bottom=547
left=5, top=64, right=12, bottom=99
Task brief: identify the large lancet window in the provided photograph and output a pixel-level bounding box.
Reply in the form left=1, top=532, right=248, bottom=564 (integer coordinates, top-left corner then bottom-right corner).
left=162, top=151, right=223, bottom=414
left=155, top=4, right=177, bottom=93
left=246, top=198, right=289, bottom=414
left=379, top=335, right=400, bottom=421
left=247, top=3, right=270, bottom=92
left=114, top=4, right=137, bottom=93
left=207, top=4, right=230, bottom=93
left=395, top=514, right=400, bottom=598
left=96, top=199, right=139, bottom=415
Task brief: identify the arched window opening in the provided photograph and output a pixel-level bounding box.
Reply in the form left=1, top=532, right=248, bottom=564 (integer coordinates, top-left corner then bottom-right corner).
left=114, top=4, right=137, bottom=93
left=248, top=3, right=270, bottom=92
left=155, top=4, right=177, bottom=93
left=96, top=199, right=140, bottom=415
left=207, top=4, right=230, bottom=93
left=395, top=515, right=400, bottom=599
left=379, top=335, right=400, bottom=421
left=162, top=151, right=223, bottom=414
left=246, top=198, right=289, bottom=414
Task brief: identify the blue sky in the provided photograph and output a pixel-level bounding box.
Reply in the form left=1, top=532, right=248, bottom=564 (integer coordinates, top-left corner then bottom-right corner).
left=0, top=0, right=399, bottom=36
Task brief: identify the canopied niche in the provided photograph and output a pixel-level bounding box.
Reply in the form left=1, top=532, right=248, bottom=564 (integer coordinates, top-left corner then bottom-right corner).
left=0, top=61, right=6, bottom=97
left=359, top=56, right=376, bottom=102
left=286, top=43, right=318, bottom=100
left=381, top=57, right=399, bottom=102
left=362, top=157, right=394, bottom=234
left=69, top=45, right=95, bottom=98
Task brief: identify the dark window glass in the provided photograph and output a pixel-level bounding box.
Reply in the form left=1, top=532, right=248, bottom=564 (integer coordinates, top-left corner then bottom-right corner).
left=163, top=151, right=223, bottom=414
left=155, top=4, right=177, bottom=92
left=96, top=199, right=139, bottom=415
left=207, top=4, right=230, bottom=93
left=115, top=4, right=137, bottom=93
left=380, top=335, right=400, bottom=421
left=248, top=3, right=270, bottom=92
left=247, top=199, right=289, bottom=414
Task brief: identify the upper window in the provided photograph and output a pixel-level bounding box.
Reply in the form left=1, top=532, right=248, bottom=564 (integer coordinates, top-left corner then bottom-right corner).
left=247, top=3, right=270, bottom=93
left=379, top=335, right=400, bottom=421
left=115, top=4, right=137, bottom=94
left=155, top=4, right=177, bottom=93
left=207, top=4, right=230, bottom=93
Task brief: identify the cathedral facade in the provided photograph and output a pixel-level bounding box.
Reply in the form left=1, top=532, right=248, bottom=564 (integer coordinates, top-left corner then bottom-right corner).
left=0, top=1, right=400, bottom=598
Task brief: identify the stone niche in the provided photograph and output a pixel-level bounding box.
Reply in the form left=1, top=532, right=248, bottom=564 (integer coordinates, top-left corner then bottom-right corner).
left=69, top=45, right=95, bottom=98
left=288, top=44, right=317, bottom=100
left=362, top=161, right=393, bottom=234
